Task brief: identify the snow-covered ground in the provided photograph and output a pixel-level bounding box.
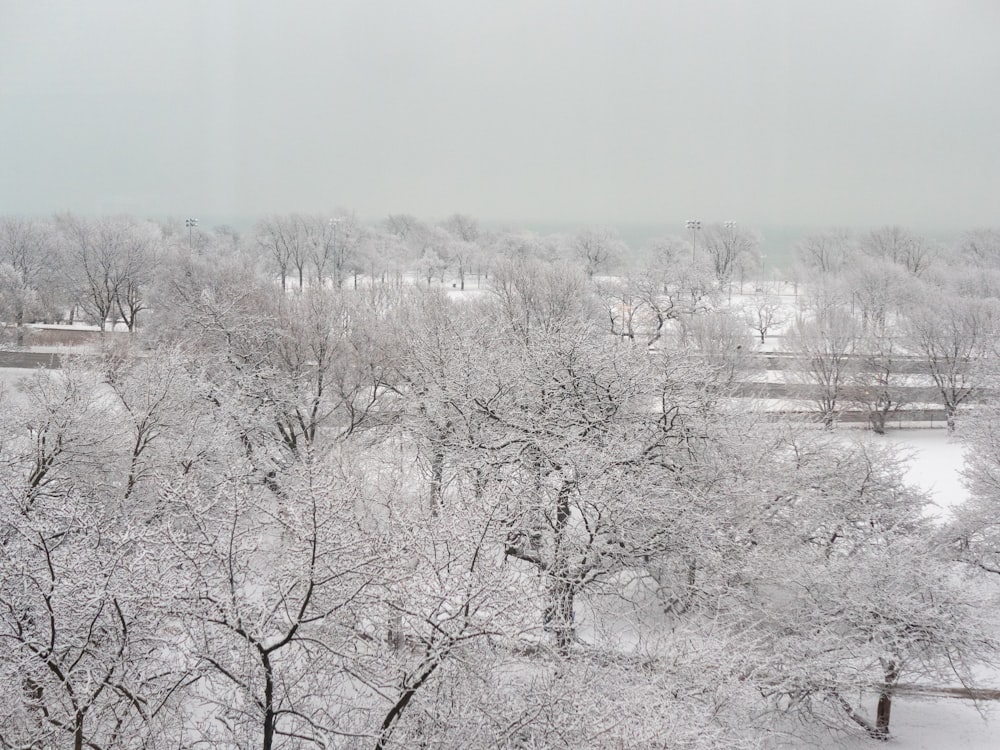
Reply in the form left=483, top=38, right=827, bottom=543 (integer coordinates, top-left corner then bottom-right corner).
left=884, top=428, right=968, bottom=520
left=836, top=697, right=994, bottom=750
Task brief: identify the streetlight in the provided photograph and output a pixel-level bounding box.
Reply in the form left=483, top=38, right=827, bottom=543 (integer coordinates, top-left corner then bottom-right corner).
left=185, top=218, right=198, bottom=251
left=686, top=219, right=701, bottom=261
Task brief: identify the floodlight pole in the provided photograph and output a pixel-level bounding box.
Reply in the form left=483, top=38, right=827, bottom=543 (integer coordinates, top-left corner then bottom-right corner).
left=185, top=218, right=198, bottom=251
left=686, top=219, right=701, bottom=261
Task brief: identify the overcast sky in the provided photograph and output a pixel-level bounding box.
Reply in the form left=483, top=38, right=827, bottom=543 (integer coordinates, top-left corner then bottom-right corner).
left=2, top=0, right=999, bottom=231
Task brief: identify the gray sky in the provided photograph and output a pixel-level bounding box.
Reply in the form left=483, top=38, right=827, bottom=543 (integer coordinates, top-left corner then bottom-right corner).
left=2, top=0, right=999, bottom=230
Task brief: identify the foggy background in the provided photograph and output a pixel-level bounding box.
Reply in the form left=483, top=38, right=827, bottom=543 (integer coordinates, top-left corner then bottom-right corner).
left=2, top=0, right=998, bottom=263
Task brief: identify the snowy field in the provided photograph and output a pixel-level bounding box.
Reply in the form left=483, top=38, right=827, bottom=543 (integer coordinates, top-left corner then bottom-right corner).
left=835, top=697, right=994, bottom=750
left=883, top=428, right=969, bottom=520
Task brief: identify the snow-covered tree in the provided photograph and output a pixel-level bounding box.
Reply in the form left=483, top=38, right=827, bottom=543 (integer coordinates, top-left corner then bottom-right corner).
left=741, top=281, right=787, bottom=345
left=904, top=278, right=1000, bottom=431
left=789, top=303, right=858, bottom=428
left=736, top=434, right=990, bottom=741
left=0, top=217, right=58, bottom=343
left=565, top=226, right=626, bottom=279
left=160, top=455, right=387, bottom=749
left=699, top=222, right=760, bottom=286
left=55, top=214, right=161, bottom=331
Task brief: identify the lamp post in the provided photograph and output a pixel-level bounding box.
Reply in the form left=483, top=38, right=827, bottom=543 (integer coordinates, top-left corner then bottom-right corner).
left=686, top=219, right=701, bottom=261
left=185, top=218, right=198, bottom=251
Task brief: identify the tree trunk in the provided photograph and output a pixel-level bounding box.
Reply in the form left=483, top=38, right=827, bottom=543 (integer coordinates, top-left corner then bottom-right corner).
left=544, top=578, right=576, bottom=655
left=74, top=710, right=85, bottom=750
left=875, top=661, right=899, bottom=739
left=387, top=610, right=405, bottom=651
left=545, top=480, right=576, bottom=654
left=946, top=404, right=957, bottom=432
left=375, top=657, right=442, bottom=750
left=869, top=411, right=887, bottom=435
left=822, top=408, right=837, bottom=430
left=262, top=650, right=275, bottom=750
left=429, top=442, right=444, bottom=517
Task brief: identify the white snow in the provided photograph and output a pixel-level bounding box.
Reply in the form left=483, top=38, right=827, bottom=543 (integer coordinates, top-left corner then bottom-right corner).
left=836, top=697, right=994, bottom=750
left=882, top=429, right=969, bottom=520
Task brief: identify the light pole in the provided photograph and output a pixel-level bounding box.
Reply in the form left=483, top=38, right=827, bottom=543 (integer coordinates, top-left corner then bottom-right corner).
left=686, top=219, right=701, bottom=261
left=185, top=218, right=198, bottom=251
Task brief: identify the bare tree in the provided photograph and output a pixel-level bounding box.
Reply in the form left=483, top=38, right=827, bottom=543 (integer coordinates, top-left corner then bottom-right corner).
left=861, top=225, right=938, bottom=276
left=634, top=246, right=716, bottom=348
left=699, top=222, right=760, bottom=285
left=957, top=227, right=1000, bottom=268
left=741, top=282, right=787, bottom=345
left=565, top=227, right=625, bottom=279
left=438, top=214, right=482, bottom=290
left=55, top=215, right=129, bottom=331
left=488, top=257, right=598, bottom=343
left=162, top=459, right=385, bottom=750
left=789, top=304, right=858, bottom=428
left=254, top=215, right=313, bottom=291
left=840, top=258, right=916, bottom=433
left=0, top=217, right=58, bottom=343
left=904, top=285, right=999, bottom=431
left=595, top=276, right=645, bottom=342
left=0, top=363, right=186, bottom=749
left=793, top=229, right=855, bottom=275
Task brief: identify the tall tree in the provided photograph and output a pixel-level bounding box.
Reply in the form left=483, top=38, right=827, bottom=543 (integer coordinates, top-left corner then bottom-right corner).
left=789, top=302, right=858, bottom=428
left=0, top=217, right=57, bottom=343
left=565, top=227, right=625, bottom=279
left=162, top=457, right=386, bottom=749
left=699, top=222, right=760, bottom=286
left=56, top=214, right=159, bottom=332
left=793, top=229, right=855, bottom=276
left=861, top=226, right=938, bottom=276
left=904, top=277, right=999, bottom=431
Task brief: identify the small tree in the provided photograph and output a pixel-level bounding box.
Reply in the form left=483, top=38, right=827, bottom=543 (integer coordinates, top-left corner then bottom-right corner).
left=789, top=304, right=858, bottom=428
left=741, top=282, right=787, bottom=345
left=904, top=282, right=999, bottom=431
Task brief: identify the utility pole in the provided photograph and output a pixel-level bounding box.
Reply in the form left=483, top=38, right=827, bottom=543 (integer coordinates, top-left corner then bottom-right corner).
left=185, top=217, right=198, bottom=251
left=686, top=219, right=701, bottom=262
